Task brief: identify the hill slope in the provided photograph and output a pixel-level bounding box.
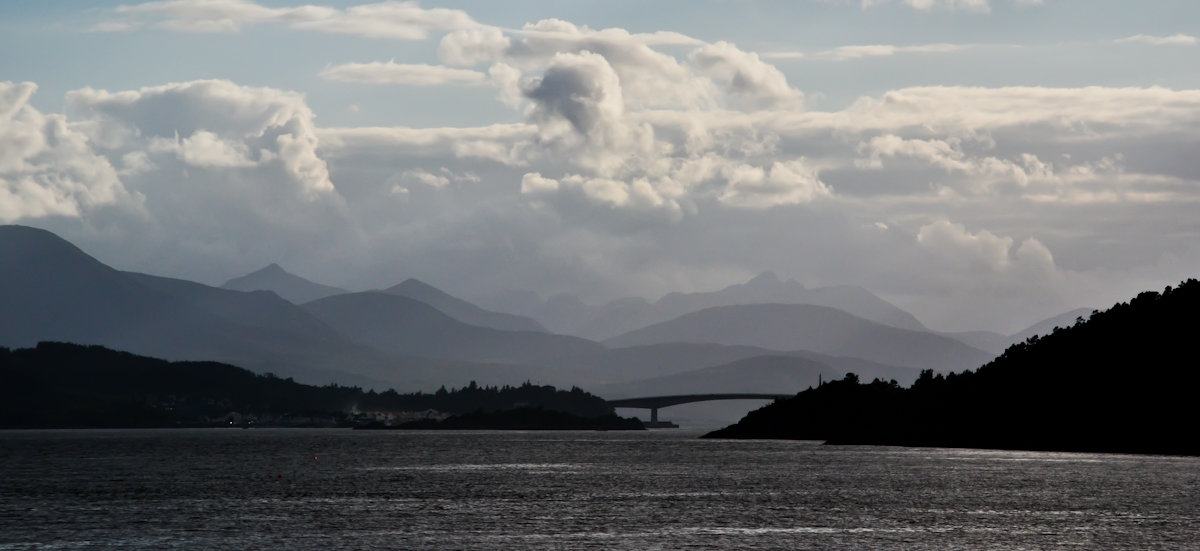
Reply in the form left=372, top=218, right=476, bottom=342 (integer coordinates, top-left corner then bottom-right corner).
left=705, top=280, right=1200, bottom=456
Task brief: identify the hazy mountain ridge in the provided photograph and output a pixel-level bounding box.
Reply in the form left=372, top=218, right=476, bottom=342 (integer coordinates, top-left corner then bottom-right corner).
left=479, top=270, right=929, bottom=340
left=605, top=303, right=994, bottom=372
left=0, top=225, right=571, bottom=391
left=384, top=278, right=547, bottom=333
left=0, top=224, right=990, bottom=400
left=939, top=307, right=1097, bottom=354
left=302, top=291, right=606, bottom=366
left=222, top=263, right=347, bottom=304
left=597, top=355, right=838, bottom=398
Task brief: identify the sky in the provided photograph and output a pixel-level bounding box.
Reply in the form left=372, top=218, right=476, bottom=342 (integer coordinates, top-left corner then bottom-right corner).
left=2, top=0, right=1199, bottom=333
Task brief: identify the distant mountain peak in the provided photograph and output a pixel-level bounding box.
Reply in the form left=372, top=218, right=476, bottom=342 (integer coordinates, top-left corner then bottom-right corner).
left=383, top=277, right=549, bottom=333
left=389, top=278, right=438, bottom=292
left=222, top=263, right=346, bottom=304
left=748, top=270, right=782, bottom=286
left=246, top=263, right=287, bottom=276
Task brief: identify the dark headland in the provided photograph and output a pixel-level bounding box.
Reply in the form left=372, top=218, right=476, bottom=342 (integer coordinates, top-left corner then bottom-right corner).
left=705, top=279, right=1200, bottom=456
left=0, top=342, right=642, bottom=431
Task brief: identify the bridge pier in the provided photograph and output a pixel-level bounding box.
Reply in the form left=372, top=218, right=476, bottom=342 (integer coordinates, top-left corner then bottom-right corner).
left=650, top=407, right=658, bottom=424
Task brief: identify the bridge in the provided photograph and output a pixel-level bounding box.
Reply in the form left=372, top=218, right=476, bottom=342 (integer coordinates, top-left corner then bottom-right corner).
left=607, top=393, right=793, bottom=426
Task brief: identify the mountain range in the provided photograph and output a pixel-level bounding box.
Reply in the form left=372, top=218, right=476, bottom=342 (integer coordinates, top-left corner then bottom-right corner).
left=476, top=270, right=929, bottom=340
left=0, top=224, right=1092, bottom=423
left=605, top=303, right=992, bottom=372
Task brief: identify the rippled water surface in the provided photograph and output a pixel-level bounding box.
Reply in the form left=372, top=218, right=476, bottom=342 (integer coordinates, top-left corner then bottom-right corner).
left=1, top=429, right=1198, bottom=550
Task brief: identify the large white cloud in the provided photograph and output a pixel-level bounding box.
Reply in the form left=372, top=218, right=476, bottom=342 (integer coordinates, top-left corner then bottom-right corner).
left=0, top=81, right=140, bottom=222
left=67, top=79, right=335, bottom=198
left=1, top=79, right=352, bottom=283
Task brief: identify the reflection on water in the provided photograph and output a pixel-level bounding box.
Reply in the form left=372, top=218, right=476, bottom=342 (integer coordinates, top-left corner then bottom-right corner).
left=1, top=429, right=1197, bottom=550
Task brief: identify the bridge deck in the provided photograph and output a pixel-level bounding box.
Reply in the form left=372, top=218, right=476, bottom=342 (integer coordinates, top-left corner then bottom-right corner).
left=607, top=393, right=793, bottom=409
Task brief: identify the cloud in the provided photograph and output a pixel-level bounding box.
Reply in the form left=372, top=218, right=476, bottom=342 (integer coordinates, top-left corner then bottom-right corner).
left=917, top=219, right=1055, bottom=275
left=0, top=81, right=140, bottom=222
left=825, top=0, right=1043, bottom=12
left=393, top=167, right=479, bottom=189
left=102, top=0, right=476, bottom=39
left=717, top=159, right=830, bottom=208
left=29, top=5, right=1200, bottom=333
left=854, top=0, right=993, bottom=12
left=1115, top=34, right=1198, bottom=46
left=689, top=41, right=800, bottom=107
left=149, top=130, right=258, bottom=168
left=319, top=61, right=487, bottom=86
left=8, top=79, right=354, bottom=284
left=522, top=51, right=626, bottom=137
left=67, top=79, right=334, bottom=197
left=764, top=42, right=970, bottom=61
left=439, top=27, right=512, bottom=66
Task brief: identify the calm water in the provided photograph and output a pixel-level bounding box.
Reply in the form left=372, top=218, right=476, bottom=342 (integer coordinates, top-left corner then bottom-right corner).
left=1, top=429, right=1197, bottom=550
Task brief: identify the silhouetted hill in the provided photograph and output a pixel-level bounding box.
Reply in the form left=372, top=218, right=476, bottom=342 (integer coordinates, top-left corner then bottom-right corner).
left=384, top=278, right=547, bottom=333
left=938, top=329, right=1009, bottom=355
left=941, top=308, right=1096, bottom=354
left=705, top=280, right=1200, bottom=456
left=0, top=342, right=618, bottom=428
left=605, top=303, right=993, bottom=372
left=1007, top=307, right=1095, bottom=347
left=302, top=291, right=606, bottom=366
left=222, top=263, right=346, bottom=304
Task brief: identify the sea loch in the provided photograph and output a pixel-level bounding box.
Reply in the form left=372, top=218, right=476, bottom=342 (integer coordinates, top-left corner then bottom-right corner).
left=2, top=429, right=1196, bottom=550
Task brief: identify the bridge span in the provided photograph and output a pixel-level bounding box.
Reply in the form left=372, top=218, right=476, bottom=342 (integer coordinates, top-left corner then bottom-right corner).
left=607, top=393, right=793, bottom=426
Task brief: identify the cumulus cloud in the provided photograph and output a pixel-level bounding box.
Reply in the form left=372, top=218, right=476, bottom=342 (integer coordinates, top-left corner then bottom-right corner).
left=0, top=79, right=354, bottom=284
left=0, top=81, right=139, bottom=222
left=717, top=160, right=830, bottom=208
left=439, top=27, right=512, bottom=66
left=523, top=51, right=626, bottom=137
left=67, top=79, right=335, bottom=197
left=917, top=219, right=1055, bottom=275
left=319, top=61, right=487, bottom=86
left=689, top=41, right=800, bottom=107
left=103, top=0, right=476, bottom=39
